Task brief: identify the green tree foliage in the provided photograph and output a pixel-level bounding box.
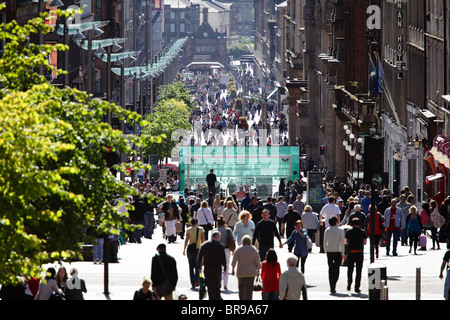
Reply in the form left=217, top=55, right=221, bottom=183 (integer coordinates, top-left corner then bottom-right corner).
left=0, top=6, right=159, bottom=284
left=142, top=98, right=192, bottom=162
left=227, top=42, right=252, bottom=60
left=156, top=81, right=195, bottom=110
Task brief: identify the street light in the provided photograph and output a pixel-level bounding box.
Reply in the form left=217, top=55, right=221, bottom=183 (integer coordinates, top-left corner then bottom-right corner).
left=413, top=136, right=421, bottom=150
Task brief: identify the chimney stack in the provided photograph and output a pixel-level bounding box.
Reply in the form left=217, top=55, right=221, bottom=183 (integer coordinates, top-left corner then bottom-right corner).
left=203, top=7, right=208, bottom=23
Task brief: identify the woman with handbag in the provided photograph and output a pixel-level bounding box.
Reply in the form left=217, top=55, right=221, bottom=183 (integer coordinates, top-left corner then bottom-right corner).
left=406, top=206, right=423, bottom=255
left=213, top=216, right=235, bottom=290
left=260, top=249, right=281, bottom=300
left=430, top=200, right=442, bottom=250
left=196, top=201, right=214, bottom=240
left=283, top=220, right=309, bottom=274
left=183, top=219, right=205, bottom=289
left=223, top=200, right=238, bottom=230
left=230, top=235, right=261, bottom=300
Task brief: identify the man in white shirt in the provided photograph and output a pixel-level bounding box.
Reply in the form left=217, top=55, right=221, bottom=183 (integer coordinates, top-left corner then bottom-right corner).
left=320, top=196, right=341, bottom=228
left=323, top=216, right=345, bottom=294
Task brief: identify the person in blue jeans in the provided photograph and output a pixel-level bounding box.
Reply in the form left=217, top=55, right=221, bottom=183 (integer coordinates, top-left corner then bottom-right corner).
left=93, top=237, right=104, bottom=264
left=283, top=220, right=309, bottom=273
left=183, top=219, right=205, bottom=289
left=384, top=198, right=406, bottom=256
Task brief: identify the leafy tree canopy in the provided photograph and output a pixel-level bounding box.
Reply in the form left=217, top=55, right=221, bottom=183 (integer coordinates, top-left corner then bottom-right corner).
left=0, top=6, right=160, bottom=284
left=142, top=98, right=192, bottom=162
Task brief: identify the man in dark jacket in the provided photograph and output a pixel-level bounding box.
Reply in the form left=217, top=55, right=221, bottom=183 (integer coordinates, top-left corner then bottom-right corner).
left=282, top=204, right=302, bottom=252
left=253, top=209, right=283, bottom=261
left=206, top=169, right=217, bottom=195
left=197, top=230, right=227, bottom=300
left=151, top=244, right=178, bottom=300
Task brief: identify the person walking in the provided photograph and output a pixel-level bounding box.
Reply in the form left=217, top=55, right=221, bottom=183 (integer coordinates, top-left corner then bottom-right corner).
left=405, top=206, right=423, bottom=255
left=151, top=243, right=178, bottom=300
left=159, top=194, right=181, bottom=244
left=323, top=216, right=345, bottom=294
left=283, top=220, right=309, bottom=273
left=222, top=200, right=238, bottom=230
left=367, top=204, right=385, bottom=259
left=142, top=195, right=155, bottom=240
left=301, top=205, right=320, bottom=244
left=281, top=204, right=302, bottom=252
left=213, top=216, right=235, bottom=290
left=233, top=210, right=255, bottom=246
left=430, top=200, right=442, bottom=250
left=197, top=230, right=227, bottom=300
left=206, top=169, right=217, bottom=196
left=183, top=219, right=205, bottom=290
left=275, top=196, right=288, bottom=237
left=260, top=249, right=281, bottom=300
left=196, top=200, right=215, bottom=241
left=345, top=218, right=367, bottom=293
left=178, top=196, right=189, bottom=239
left=278, top=178, right=286, bottom=197
left=252, top=209, right=283, bottom=261
left=320, top=196, right=341, bottom=253
left=279, top=257, right=307, bottom=300
left=293, top=194, right=305, bottom=215
left=384, top=198, right=406, bottom=256
left=231, top=235, right=261, bottom=300
left=439, top=248, right=450, bottom=300
left=397, top=194, right=411, bottom=246
left=320, top=196, right=342, bottom=228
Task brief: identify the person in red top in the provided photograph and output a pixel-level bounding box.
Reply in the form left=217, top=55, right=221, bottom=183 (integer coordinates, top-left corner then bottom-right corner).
left=367, top=204, right=385, bottom=259
left=260, top=249, right=281, bottom=300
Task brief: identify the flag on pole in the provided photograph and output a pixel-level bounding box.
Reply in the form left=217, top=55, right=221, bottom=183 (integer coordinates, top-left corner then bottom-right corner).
left=374, top=59, right=384, bottom=98
left=368, top=54, right=377, bottom=96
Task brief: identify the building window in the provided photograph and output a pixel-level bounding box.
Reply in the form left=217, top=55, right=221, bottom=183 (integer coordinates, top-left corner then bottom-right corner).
left=180, top=23, right=185, bottom=33
left=170, top=23, right=176, bottom=33
left=180, top=11, right=185, bottom=19
left=170, top=11, right=176, bottom=20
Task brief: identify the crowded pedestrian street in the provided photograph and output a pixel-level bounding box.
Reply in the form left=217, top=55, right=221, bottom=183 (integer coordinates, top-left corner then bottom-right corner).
left=2, top=0, right=450, bottom=308
left=36, top=210, right=448, bottom=301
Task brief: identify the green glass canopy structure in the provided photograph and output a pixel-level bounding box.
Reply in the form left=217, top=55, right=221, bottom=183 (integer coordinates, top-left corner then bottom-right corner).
left=178, top=146, right=300, bottom=198
left=110, top=38, right=187, bottom=78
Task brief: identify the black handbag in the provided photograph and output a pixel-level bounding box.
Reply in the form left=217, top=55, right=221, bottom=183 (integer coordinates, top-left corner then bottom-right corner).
left=155, top=255, right=174, bottom=297
left=253, top=276, right=262, bottom=291
left=201, top=209, right=213, bottom=230
left=187, top=228, right=199, bottom=255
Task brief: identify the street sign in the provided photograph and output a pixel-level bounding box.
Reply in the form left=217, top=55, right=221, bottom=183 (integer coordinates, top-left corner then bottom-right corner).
left=371, top=173, right=383, bottom=185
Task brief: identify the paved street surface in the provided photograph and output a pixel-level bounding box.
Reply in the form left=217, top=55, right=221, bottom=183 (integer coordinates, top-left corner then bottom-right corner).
left=52, top=225, right=448, bottom=301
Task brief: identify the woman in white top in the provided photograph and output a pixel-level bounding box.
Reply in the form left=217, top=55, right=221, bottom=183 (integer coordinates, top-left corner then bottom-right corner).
left=195, top=201, right=215, bottom=240
left=222, top=201, right=238, bottom=230
left=233, top=210, right=255, bottom=246
left=429, top=200, right=441, bottom=250
left=225, top=196, right=239, bottom=212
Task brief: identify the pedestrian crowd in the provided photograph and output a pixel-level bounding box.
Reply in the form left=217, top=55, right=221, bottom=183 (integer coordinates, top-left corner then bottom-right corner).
left=143, top=177, right=450, bottom=300
left=188, top=70, right=289, bottom=147
left=2, top=178, right=450, bottom=301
